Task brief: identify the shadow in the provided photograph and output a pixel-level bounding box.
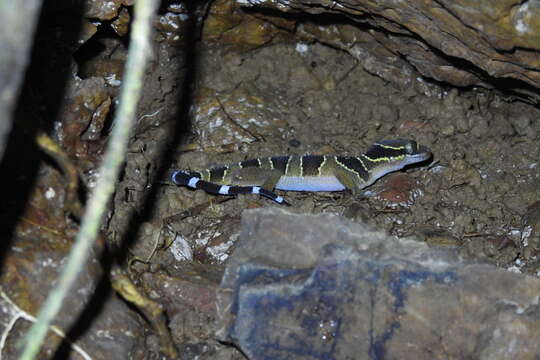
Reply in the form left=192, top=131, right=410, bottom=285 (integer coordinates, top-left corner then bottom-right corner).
left=0, top=3, right=85, bottom=272
left=112, top=0, right=203, bottom=265
left=246, top=5, right=540, bottom=104
left=53, top=253, right=114, bottom=359
left=53, top=0, right=205, bottom=357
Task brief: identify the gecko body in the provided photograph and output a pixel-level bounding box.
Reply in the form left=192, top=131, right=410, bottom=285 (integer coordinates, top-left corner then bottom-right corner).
left=171, top=139, right=431, bottom=204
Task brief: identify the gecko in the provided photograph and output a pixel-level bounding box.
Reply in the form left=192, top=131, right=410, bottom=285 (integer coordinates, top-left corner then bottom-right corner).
left=171, top=139, right=432, bottom=205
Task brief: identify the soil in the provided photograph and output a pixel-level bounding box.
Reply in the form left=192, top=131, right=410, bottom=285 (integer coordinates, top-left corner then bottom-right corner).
left=121, top=39, right=540, bottom=273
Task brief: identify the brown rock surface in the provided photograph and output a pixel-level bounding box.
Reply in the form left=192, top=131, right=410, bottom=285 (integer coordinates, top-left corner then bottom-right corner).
left=0, top=215, right=142, bottom=358
left=240, top=0, right=540, bottom=99
left=84, top=0, right=122, bottom=20
left=217, top=208, right=540, bottom=359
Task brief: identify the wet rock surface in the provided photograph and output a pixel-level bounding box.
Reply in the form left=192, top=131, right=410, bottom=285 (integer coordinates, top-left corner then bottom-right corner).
left=0, top=208, right=143, bottom=358
left=218, top=208, right=540, bottom=359
left=238, top=0, right=540, bottom=101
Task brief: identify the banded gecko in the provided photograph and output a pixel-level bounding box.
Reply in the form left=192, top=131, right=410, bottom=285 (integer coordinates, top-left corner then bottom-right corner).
left=171, top=139, right=431, bottom=205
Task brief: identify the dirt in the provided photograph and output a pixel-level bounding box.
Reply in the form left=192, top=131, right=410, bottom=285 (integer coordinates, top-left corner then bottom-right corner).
left=120, top=39, right=540, bottom=273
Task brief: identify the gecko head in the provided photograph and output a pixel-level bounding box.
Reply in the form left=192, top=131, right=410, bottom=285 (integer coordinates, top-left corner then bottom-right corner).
left=365, top=139, right=432, bottom=169
left=400, top=139, right=432, bottom=165
left=357, top=139, right=432, bottom=189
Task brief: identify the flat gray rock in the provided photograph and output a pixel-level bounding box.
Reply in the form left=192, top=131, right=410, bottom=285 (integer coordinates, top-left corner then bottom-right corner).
left=217, top=208, right=540, bottom=359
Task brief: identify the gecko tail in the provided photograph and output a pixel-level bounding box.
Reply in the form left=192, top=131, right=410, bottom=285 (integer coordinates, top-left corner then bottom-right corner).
left=171, top=170, right=288, bottom=205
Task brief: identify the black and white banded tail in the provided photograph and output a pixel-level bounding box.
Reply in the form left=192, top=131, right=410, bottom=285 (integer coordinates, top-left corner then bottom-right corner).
left=171, top=170, right=288, bottom=205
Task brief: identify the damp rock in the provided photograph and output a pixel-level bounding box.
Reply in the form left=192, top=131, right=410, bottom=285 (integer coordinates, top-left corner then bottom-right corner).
left=489, top=112, right=515, bottom=137
left=77, top=37, right=127, bottom=80
left=440, top=124, right=455, bottom=137
left=203, top=0, right=292, bottom=50
left=129, top=222, right=163, bottom=262
left=79, top=19, right=99, bottom=48
left=56, top=76, right=111, bottom=171
left=510, top=113, right=532, bottom=137
left=242, top=0, right=540, bottom=101
left=416, top=227, right=460, bottom=247
left=217, top=208, right=540, bottom=359
left=462, top=236, right=519, bottom=266
left=288, top=65, right=321, bottom=92
left=84, top=0, right=122, bottom=21
left=469, top=114, right=490, bottom=138
left=522, top=200, right=540, bottom=259
left=371, top=104, right=398, bottom=124
left=190, top=87, right=289, bottom=148
left=370, top=173, right=424, bottom=207
left=111, top=7, right=130, bottom=37
left=141, top=267, right=222, bottom=344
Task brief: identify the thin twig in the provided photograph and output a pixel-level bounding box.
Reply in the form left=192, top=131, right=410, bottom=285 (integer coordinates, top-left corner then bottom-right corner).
left=110, top=266, right=178, bottom=358
left=17, top=0, right=159, bottom=358
left=35, top=132, right=83, bottom=218
left=1, top=289, right=91, bottom=360
left=215, top=96, right=265, bottom=142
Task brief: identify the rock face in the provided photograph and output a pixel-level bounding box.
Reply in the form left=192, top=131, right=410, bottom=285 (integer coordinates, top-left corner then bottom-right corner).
left=0, top=227, right=143, bottom=359
left=217, top=208, right=540, bottom=359
left=238, top=0, right=540, bottom=100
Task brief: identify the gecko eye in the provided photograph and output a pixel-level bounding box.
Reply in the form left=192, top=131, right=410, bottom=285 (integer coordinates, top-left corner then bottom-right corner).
left=405, top=141, right=416, bottom=154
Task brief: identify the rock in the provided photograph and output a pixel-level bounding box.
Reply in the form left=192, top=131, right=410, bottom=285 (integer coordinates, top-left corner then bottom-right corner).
left=138, top=267, right=248, bottom=359
left=203, top=0, right=294, bottom=50
left=57, top=77, right=111, bottom=172
left=370, top=172, right=424, bottom=207
left=241, top=0, right=540, bottom=101
left=0, top=230, right=143, bottom=358
left=111, top=7, right=131, bottom=37
left=84, top=0, right=122, bottom=21
left=141, top=270, right=220, bottom=343
left=190, top=87, right=289, bottom=148
left=416, top=226, right=461, bottom=247
left=217, top=208, right=540, bottom=359
left=522, top=200, right=540, bottom=260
